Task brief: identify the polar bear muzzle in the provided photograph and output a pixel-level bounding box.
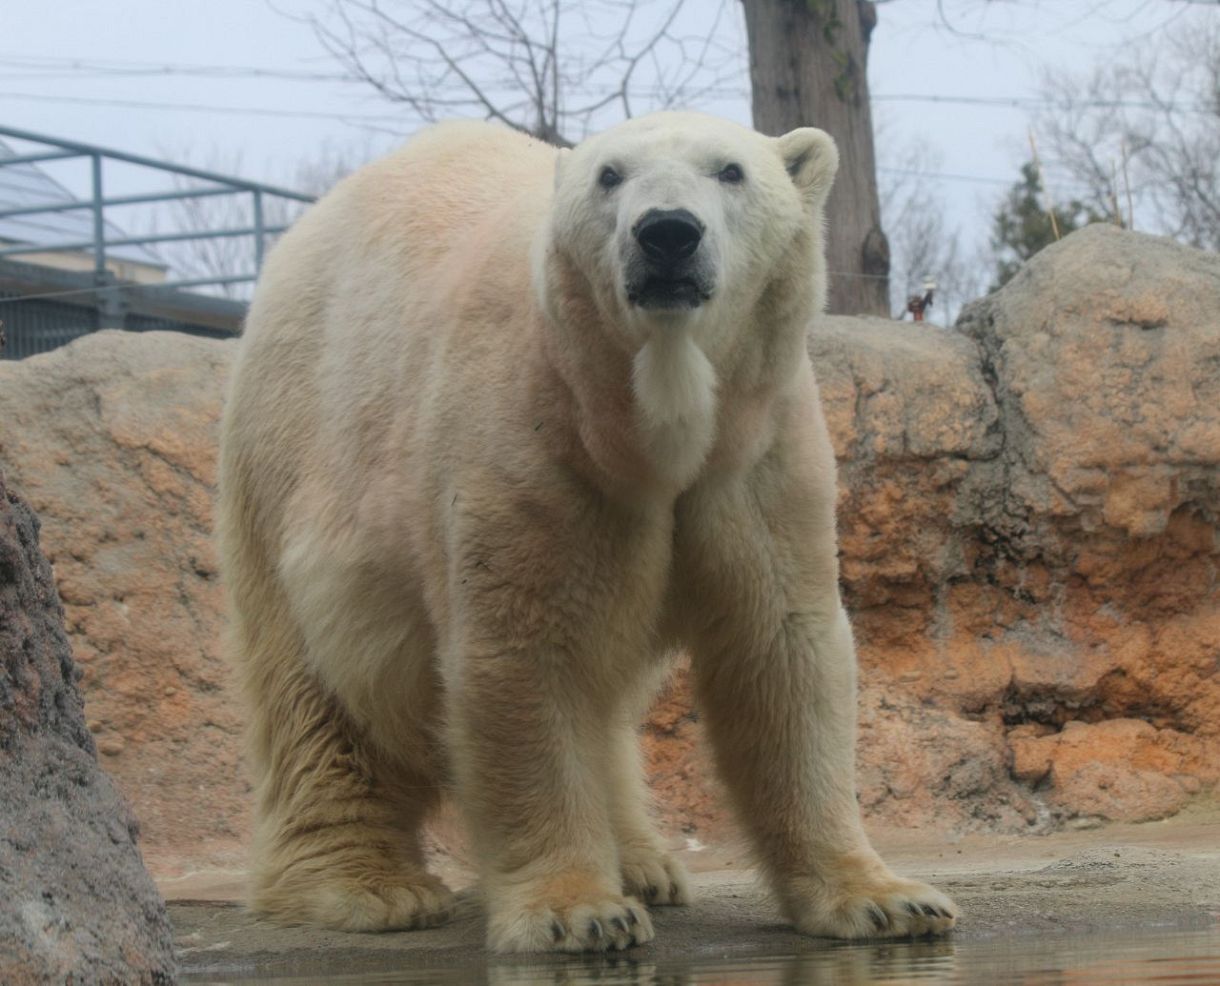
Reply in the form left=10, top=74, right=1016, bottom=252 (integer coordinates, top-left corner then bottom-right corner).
left=626, top=207, right=714, bottom=311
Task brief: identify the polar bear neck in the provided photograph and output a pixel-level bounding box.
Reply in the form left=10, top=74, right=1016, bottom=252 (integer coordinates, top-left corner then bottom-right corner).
left=631, top=329, right=719, bottom=489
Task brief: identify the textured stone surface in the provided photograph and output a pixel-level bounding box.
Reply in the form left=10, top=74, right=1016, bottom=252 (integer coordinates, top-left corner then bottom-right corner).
left=0, top=226, right=1216, bottom=880
left=0, top=473, right=176, bottom=985
left=0, top=331, right=245, bottom=875
left=844, top=225, right=1219, bottom=831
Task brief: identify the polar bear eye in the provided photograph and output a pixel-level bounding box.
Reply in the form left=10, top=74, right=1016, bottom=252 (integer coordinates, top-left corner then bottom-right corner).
left=718, top=163, right=744, bottom=184
left=598, top=166, right=623, bottom=190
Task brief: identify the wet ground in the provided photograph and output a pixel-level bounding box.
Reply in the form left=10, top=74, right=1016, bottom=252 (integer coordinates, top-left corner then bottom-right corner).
left=169, top=808, right=1220, bottom=983
left=182, top=931, right=1220, bottom=984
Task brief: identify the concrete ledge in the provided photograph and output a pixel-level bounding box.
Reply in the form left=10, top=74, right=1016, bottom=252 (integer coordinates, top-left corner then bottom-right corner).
left=170, top=810, right=1220, bottom=980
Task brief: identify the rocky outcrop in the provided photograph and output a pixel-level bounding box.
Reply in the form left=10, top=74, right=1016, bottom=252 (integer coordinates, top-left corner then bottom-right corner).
left=0, top=473, right=175, bottom=984
left=0, top=332, right=245, bottom=876
left=0, top=226, right=1215, bottom=878
left=838, top=226, right=1217, bottom=829
left=944, top=225, right=1219, bottom=826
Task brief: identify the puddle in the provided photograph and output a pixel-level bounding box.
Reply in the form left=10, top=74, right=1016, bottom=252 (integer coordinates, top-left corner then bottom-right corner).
left=186, top=927, right=1220, bottom=984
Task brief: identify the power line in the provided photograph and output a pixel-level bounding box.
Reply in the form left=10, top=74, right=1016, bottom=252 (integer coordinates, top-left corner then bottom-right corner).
left=0, top=53, right=352, bottom=83
left=879, top=166, right=1012, bottom=187
left=872, top=92, right=1214, bottom=114
left=7, top=84, right=1214, bottom=132
left=879, top=164, right=1098, bottom=192
left=0, top=90, right=408, bottom=124
left=0, top=94, right=1147, bottom=191
left=1, top=53, right=1214, bottom=115
left=0, top=70, right=346, bottom=84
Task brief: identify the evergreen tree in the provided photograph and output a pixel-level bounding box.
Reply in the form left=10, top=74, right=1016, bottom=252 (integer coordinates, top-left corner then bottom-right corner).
left=990, top=162, right=1107, bottom=291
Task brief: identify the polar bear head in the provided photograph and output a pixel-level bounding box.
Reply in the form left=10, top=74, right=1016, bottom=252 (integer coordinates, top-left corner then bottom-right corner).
left=536, top=111, right=837, bottom=486
left=539, top=111, right=838, bottom=357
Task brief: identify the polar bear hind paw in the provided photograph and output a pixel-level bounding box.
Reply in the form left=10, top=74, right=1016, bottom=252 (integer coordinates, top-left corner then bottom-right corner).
left=254, top=871, right=456, bottom=933
left=619, top=845, right=692, bottom=907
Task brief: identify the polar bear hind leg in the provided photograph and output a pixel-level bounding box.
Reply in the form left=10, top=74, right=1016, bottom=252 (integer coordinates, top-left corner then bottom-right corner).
left=605, top=680, right=692, bottom=907
left=229, top=535, right=454, bottom=933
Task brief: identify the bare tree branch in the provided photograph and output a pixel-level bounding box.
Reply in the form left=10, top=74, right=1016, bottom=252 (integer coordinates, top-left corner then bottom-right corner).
left=308, top=0, right=744, bottom=146
left=1036, top=12, right=1220, bottom=250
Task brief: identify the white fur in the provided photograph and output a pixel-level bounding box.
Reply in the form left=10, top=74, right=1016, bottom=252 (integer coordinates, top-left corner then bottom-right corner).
left=631, top=328, right=718, bottom=487
left=217, top=112, right=957, bottom=954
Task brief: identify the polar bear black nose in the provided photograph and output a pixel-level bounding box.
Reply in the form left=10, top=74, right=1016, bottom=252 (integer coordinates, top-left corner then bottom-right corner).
left=634, top=208, right=704, bottom=263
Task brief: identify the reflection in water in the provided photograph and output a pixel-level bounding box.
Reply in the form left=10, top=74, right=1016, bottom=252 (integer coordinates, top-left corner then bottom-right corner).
left=484, top=938, right=961, bottom=986
left=189, top=929, right=1220, bottom=985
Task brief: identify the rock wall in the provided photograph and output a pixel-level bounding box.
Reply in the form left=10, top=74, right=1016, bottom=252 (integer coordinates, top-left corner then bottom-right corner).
left=0, top=333, right=245, bottom=875
left=0, top=473, right=176, bottom=984
left=0, top=225, right=1215, bottom=874
left=949, top=225, right=1218, bottom=827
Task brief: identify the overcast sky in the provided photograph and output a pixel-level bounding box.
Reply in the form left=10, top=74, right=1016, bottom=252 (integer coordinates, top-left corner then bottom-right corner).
left=2, top=0, right=1213, bottom=276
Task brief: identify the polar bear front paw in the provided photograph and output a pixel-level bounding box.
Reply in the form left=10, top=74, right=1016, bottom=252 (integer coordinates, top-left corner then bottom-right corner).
left=487, top=872, right=654, bottom=953
left=619, top=844, right=691, bottom=906
left=783, top=854, right=958, bottom=940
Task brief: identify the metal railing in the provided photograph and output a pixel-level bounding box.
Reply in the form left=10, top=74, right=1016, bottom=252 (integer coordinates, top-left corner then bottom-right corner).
left=0, top=124, right=315, bottom=308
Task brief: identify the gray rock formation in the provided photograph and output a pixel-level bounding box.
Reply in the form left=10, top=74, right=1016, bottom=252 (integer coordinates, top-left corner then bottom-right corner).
left=0, top=473, right=176, bottom=985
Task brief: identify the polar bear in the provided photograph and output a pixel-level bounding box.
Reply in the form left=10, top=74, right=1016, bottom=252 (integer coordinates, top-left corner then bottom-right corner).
left=217, top=111, right=958, bottom=953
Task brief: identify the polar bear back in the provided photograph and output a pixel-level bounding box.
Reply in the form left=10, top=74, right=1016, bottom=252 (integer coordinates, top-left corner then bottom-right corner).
left=223, top=124, right=562, bottom=560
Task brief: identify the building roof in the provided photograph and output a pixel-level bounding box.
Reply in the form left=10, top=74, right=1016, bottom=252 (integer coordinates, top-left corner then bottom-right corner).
left=0, top=138, right=165, bottom=268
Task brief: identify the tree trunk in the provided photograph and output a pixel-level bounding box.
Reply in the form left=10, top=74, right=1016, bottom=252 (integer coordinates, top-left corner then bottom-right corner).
left=743, top=0, right=890, bottom=316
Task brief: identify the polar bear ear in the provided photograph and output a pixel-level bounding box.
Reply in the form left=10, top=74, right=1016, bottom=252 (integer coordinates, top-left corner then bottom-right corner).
left=777, top=128, right=838, bottom=207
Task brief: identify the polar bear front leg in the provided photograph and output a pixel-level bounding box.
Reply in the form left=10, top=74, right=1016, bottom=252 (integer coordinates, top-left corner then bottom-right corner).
left=698, top=602, right=957, bottom=939
left=450, top=656, right=654, bottom=953
left=676, top=414, right=958, bottom=939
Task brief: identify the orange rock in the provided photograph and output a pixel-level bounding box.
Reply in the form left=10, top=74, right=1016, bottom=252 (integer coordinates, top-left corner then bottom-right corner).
left=0, top=226, right=1215, bottom=875
left=1009, top=718, right=1213, bottom=822
left=0, top=331, right=249, bottom=874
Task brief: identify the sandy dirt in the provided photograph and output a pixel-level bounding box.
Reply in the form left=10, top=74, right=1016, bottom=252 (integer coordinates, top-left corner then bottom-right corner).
left=167, top=805, right=1220, bottom=980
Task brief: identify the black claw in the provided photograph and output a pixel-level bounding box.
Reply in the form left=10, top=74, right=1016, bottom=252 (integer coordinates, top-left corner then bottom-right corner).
left=938, top=907, right=953, bottom=920
left=611, top=916, right=627, bottom=934
left=669, top=883, right=679, bottom=901
left=551, top=920, right=564, bottom=943
left=589, top=918, right=603, bottom=940
left=905, top=902, right=922, bottom=917
left=868, top=904, right=889, bottom=931
left=626, top=907, right=640, bottom=926
left=646, top=885, right=658, bottom=899
left=920, top=904, right=938, bottom=918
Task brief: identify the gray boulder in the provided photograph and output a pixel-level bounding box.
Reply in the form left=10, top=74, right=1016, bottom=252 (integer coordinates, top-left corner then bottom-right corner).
left=0, top=472, right=175, bottom=985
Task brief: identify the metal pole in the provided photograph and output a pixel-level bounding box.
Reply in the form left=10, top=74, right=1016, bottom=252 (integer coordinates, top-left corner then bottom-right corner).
left=90, top=153, right=105, bottom=282
left=0, top=185, right=242, bottom=221
left=0, top=123, right=314, bottom=202
left=0, top=150, right=84, bottom=167
left=252, top=189, right=266, bottom=272
left=0, top=224, right=294, bottom=257
left=90, top=152, right=122, bottom=329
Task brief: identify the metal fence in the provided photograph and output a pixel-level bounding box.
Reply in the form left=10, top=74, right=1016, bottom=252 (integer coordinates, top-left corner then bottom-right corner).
left=0, top=258, right=247, bottom=359
left=0, top=125, right=315, bottom=359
